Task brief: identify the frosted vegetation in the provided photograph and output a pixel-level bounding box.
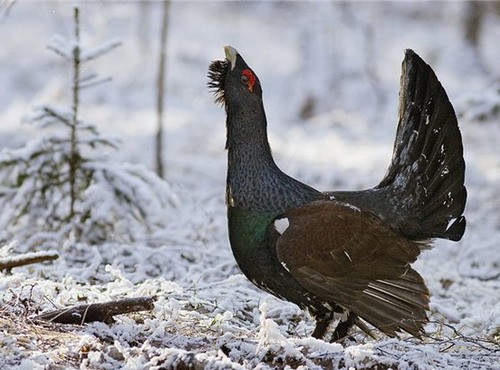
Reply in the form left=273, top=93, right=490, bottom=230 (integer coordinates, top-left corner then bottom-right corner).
left=0, top=2, right=499, bottom=369
left=0, top=8, right=178, bottom=248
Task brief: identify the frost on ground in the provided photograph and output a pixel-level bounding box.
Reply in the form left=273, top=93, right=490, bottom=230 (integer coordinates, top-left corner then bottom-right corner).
left=0, top=2, right=499, bottom=369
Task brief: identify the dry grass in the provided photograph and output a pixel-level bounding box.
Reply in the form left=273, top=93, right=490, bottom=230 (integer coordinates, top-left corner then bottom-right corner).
left=0, top=309, right=86, bottom=368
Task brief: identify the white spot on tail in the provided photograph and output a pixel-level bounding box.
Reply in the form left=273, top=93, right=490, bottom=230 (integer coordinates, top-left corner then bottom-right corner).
left=446, top=217, right=458, bottom=232
left=441, top=166, right=449, bottom=177
left=274, top=218, right=290, bottom=235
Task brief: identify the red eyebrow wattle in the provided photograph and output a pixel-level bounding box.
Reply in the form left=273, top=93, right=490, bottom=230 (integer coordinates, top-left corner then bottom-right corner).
left=242, top=69, right=256, bottom=92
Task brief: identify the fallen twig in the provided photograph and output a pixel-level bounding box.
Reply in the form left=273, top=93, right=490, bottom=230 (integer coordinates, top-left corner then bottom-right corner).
left=34, top=296, right=156, bottom=325
left=0, top=250, right=59, bottom=271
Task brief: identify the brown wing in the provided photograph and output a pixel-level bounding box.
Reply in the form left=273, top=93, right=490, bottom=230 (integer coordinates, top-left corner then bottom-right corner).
left=275, top=200, right=430, bottom=337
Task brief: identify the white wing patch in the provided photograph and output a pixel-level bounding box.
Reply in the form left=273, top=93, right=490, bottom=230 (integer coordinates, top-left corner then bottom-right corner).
left=274, top=217, right=290, bottom=235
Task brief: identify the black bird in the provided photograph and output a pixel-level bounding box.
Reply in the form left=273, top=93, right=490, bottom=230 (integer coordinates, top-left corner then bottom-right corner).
left=208, top=46, right=466, bottom=341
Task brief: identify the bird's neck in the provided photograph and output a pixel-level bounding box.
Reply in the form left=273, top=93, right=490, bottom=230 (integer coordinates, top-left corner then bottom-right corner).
left=225, top=102, right=320, bottom=213
left=225, top=101, right=273, bottom=157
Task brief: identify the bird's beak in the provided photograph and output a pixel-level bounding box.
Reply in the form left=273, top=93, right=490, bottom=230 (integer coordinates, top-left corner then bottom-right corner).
left=224, top=46, right=238, bottom=70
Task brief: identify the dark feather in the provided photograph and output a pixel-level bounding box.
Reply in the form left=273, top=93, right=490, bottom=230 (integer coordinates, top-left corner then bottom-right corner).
left=276, top=200, right=429, bottom=337
left=330, top=49, right=466, bottom=242
left=207, top=60, right=228, bottom=107
left=213, top=46, right=466, bottom=342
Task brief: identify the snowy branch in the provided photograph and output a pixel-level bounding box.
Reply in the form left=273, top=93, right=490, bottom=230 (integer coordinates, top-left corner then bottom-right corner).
left=46, top=35, right=74, bottom=61
left=79, top=76, right=113, bottom=90
left=0, top=250, right=59, bottom=270
left=80, top=39, right=122, bottom=62
left=33, top=106, right=73, bottom=128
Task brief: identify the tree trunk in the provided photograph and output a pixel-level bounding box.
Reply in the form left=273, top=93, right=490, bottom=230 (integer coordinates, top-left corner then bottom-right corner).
left=69, top=7, right=81, bottom=219
left=155, top=0, right=170, bottom=179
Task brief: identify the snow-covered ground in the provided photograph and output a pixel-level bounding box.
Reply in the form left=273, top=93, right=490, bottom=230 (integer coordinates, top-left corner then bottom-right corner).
left=0, top=2, right=499, bottom=369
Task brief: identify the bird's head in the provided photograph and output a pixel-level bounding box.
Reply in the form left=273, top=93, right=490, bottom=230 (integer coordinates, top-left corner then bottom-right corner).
left=208, top=46, right=262, bottom=109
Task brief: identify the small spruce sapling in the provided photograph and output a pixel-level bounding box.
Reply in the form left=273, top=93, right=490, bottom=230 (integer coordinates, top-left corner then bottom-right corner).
left=0, top=8, right=178, bottom=249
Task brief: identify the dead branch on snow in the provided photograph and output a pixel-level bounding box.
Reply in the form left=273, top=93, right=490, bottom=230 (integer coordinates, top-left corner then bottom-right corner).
left=0, top=250, right=59, bottom=271
left=34, top=296, right=156, bottom=325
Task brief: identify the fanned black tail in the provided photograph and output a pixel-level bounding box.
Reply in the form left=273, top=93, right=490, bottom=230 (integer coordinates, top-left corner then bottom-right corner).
left=378, top=49, right=466, bottom=241
left=333, top=49, right=466, bottom=242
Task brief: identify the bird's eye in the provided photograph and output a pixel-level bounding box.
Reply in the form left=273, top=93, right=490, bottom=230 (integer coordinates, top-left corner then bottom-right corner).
left=241, top=75, right=249, bottom=84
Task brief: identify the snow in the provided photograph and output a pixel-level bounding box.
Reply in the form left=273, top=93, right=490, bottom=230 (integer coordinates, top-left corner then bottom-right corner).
left=0, top=1, right=499, bottom=369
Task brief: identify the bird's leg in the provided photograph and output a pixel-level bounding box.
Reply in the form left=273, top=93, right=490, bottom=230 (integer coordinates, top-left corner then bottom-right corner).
left=311, top=314, right=332, bottom=339
left=330, top=311, right=357, bottom=342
